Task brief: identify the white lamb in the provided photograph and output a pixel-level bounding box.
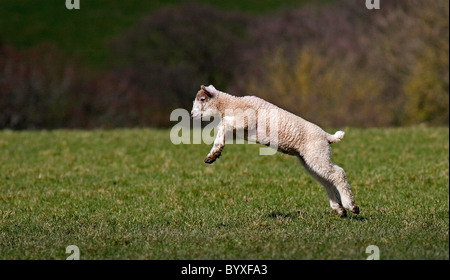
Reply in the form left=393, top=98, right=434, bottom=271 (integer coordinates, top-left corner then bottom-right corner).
left=191, top=85, right=359, bottom=217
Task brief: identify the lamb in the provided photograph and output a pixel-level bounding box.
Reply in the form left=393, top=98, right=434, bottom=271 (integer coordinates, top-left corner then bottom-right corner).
left=190, top=85, right=359, bottom=217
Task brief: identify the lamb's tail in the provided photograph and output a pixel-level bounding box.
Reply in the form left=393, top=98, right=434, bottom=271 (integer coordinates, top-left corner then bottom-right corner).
left=327, top=130, right=345, bottom=143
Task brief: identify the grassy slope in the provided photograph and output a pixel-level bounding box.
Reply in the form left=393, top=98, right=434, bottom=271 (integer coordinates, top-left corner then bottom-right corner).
left=0, top=127, right=448, bottom=259
left=0, top=0, right=332, bottom=68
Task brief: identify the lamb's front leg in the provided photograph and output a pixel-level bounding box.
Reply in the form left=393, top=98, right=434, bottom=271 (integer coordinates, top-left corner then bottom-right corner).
left=204, top=121, right=226, bottom=164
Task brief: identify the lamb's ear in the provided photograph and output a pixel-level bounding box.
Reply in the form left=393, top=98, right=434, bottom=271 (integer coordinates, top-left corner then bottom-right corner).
left=201, top=85, right=214, bottom=98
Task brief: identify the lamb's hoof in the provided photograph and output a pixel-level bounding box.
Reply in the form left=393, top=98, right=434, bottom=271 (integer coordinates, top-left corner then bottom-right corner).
left=335, top=207, right=347, bottom=218
left=351, top=205, right=360, bottom=215
left=204, top=152, right=221, bottom=164
left=204, top=157, right=216, bottom=164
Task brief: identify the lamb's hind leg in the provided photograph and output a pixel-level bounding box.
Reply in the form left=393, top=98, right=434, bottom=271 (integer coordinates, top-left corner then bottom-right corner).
left=302, top=150, right=359, bottom=215
left=328, top=164, right=359, bottom=214
left=297, top=156, right=347, bottom=217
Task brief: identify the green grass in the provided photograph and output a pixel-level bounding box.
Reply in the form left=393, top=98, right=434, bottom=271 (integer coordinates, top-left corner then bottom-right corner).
left=0, top=0, right=333, bottom=68
left=0, top=127, right=448, bottom=259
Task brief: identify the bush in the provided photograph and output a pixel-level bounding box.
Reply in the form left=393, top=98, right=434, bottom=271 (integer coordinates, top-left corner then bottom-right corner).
left=363, top=0, right=449, bottom=125
left=108, top=4, right=252, bottom=126
left=80, top=72, right=163, bottom=128
left=1, top=1, right=447, bottom=129
left=0, top=44, right=84, bottom=129
left=0, top=44, right=163, bottom=129
left=235, top=0, right=449, bottom=127
left=244, top=48, right=386, bottom=127
left=404, top=47, right=449, bottom=125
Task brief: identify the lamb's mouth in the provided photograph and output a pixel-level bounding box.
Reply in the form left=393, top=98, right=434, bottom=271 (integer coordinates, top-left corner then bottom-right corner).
left=191, top=111, right=200, bottom=119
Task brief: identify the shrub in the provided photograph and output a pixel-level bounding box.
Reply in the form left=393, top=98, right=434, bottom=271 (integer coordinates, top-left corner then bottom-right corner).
left=365, top=0, right=449, bottom=125
left=1, top=1, right=447, bottom=129
left=80, top=72, right=163, bottom=128
left=245, top=48, right=386, bottom=127
left=109, top=3, right=252, bottom=125
left=0, top=44, right=162, bottom=129
left=404, top=47, right=449, bottom=125
left=0, top=44, right=84, bottom=129
left=235, top=0, right=449, bottom=127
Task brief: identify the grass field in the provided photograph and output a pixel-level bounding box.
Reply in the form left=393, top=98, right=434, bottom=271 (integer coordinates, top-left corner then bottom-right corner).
left=0, top=126, right=448, bottom=259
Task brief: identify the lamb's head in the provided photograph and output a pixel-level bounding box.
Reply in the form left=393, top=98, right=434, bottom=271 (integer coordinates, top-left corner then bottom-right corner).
left=191, top=85, right=221, bottom=119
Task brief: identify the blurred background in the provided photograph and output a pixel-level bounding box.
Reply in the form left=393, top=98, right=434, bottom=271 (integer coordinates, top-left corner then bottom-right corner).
left=0, top=0, right=448, bottom=129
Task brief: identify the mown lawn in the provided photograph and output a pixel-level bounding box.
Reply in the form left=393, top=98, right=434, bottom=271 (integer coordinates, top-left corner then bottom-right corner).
left=0, top=126, right=448, bottom=259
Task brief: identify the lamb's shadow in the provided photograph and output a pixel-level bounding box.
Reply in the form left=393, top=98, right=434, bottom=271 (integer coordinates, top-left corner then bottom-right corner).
left=267, top=210, right=369, bottom=221
left=346, top=215, right=369, bottom=221
left=267, top=210, right=303, bottom=219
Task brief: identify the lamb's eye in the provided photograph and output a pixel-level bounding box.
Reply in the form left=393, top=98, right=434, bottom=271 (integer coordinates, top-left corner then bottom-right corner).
left=200, top=97, right=206, bottom=102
